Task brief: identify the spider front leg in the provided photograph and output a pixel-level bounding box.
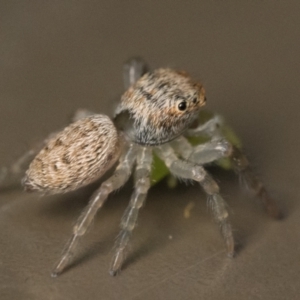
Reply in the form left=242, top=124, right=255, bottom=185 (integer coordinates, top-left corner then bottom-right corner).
left=188, top=114, right=225, bottom=138
left=155, top=144, right=234, bottom=257
left=172, top=136, right=232, bottom=165
left=51, top=143, right=138, bottom=277
left=187, top=116, right=281, bottom=219
left=229, top=146, right=281, bottom=218
left=110, top=146, right=152, bottom=276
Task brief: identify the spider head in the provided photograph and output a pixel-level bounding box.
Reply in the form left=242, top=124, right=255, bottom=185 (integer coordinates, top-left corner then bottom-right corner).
left=115, top=68, right=206, bottom=146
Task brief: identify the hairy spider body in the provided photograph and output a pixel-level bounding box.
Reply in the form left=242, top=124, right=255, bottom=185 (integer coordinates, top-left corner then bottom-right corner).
left=0, top=57, right=280, bottom=277
left=23, top=115, right=121, bottom=194
left=116, top=68, right=206, bottom=145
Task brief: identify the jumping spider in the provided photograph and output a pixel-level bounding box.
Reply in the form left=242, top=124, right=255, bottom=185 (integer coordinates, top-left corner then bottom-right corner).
left=0, top=57, right=281, bottom=277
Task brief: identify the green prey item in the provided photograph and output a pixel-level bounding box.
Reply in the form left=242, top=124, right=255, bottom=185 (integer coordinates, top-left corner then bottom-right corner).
left=150, top=110, right=242, bottom=187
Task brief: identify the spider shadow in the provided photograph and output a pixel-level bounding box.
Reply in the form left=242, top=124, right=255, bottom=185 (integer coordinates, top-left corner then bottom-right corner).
left=213, top=167, right=288, bottom=254
left=59, top=238, right=113, bottom=276
left=0, top=184, right=21, bottom=193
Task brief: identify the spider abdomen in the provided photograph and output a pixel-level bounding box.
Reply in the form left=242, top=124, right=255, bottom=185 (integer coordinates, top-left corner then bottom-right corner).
left=23, top=115, right=121, bottom=194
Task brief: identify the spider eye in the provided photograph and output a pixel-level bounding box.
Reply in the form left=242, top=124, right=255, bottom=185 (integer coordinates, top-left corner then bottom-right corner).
left=192, top=97, right=197, bottom=104
left=178, top=102, right=187, bottom=111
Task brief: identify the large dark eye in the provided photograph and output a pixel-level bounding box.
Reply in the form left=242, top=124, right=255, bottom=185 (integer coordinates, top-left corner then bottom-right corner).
left=178, top=102, right=187, bottom=111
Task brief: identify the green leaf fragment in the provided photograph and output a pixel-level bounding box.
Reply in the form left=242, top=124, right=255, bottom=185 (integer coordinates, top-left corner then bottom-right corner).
left=151, top=152, right=170, bottom=186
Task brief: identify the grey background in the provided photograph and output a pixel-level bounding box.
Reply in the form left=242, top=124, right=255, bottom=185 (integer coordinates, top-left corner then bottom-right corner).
left=0, top=1, right=299, bottom=299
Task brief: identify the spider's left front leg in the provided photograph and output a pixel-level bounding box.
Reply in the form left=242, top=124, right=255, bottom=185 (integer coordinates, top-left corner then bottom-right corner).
left=109, top=146, right=152, bottom=276
left=155, top=144, right=235, bottom=257
left=187, top=119, right=281, bottom=219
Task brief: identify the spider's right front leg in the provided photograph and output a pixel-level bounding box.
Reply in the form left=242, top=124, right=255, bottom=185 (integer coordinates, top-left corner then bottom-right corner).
left=51, top=143, right=138, bottom=277
left=155, top=144, right=234, bottom=257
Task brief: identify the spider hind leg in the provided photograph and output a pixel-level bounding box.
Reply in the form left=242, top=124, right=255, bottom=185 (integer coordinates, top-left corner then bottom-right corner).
left=0, top=146, right=44, bottom=191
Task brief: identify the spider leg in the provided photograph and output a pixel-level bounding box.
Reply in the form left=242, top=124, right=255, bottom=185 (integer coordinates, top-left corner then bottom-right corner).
left=71, top=108, right=97, bottom=122
left=0, top=141, right=48, bottom=190
left=229, top=146, right=281, bottom=218
left=110, top=147, right=152, bottom=276
left=187, top=114, right=224, bottom=137
left=155, top=144, right=234, bottom=257
left=123, top=57, right=149, bottom=89
left=51, top=143, right=137, bottom=277
left=0, top=110, right=97, bottom=191
left=171, top=136, right=231, bottom=164
left=187, top=115, right=281, bottom=219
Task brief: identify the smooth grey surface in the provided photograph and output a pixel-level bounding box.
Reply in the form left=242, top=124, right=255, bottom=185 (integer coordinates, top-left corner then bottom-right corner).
left=0, top=1, right=299, bottom=299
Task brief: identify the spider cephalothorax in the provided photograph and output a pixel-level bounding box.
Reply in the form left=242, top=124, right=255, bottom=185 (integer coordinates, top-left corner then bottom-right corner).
left=115, top=68, right=206, bottom=145
left=0, top=57, right=280, bottom=277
